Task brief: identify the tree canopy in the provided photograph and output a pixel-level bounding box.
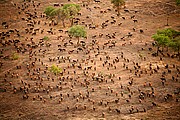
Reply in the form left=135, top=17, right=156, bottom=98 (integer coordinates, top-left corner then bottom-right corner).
left=169, top=36, right=180, bottom=52
left=152, top=34, right=170, bottom=47
left=156, top=28, right=179, bottom=39
left=176, top=0, right=180, bottom=6
left=50, top=7, right=68, bottom=27
left=62, top=4, right=80, bottom=11
left=111, top=0, right=125, bottom=16
left=111, top=0, right=125, bottom=6
left=62, top=4, right=81, bottom=26
left=44, top=4, right=80, bottom=27
left=44, top=6, right=56, bottom=17
left=152, top=28, right=180, bottom=59
left=68, top=25, right=87, bottom=43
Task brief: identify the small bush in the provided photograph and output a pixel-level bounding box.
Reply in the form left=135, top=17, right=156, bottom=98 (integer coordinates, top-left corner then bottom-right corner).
left=44, top=6, right=56, bottom=17
left=176, top=0, right=180, bottom=5
left=43, top=36, right=49, bottom=41
left=12, top=52, right=19, bottom=60
left=50, top=64, right=62, bottom=75
left=0, top=0, right=7, bottom=3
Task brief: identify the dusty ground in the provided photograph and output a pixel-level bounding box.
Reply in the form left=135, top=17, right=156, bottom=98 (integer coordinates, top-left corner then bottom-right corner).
left=0, top=0, right=180, bottom=119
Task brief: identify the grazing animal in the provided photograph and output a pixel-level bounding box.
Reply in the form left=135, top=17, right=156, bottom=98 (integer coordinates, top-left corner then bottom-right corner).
left=133, top=19, right=138, bottom=23
left=115, top=109, right=120, bottom=114
left=54, top=3, right=60, bottom=7
left=152, top=102, right=157, bottom=106
left=124, top=9, right=129, bottom=12
left=140, top=29, right=144, bottom=33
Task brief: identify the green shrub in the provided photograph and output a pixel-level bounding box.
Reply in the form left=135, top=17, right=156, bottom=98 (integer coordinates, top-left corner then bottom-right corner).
left=50, top=64, right=62, bottom=75
left=44, top=6, right=56, bottom=17
left=0, top=0, right=7, bottom=3
left=12, top=52, right=19, bottom=60
left=43, top=36, right=49, bottom=41
left=176, top=0, right=180, bottom=5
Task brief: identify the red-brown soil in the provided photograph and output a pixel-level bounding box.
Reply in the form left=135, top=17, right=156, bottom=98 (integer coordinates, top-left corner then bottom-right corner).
left=0, top=0, right=180, bottom=119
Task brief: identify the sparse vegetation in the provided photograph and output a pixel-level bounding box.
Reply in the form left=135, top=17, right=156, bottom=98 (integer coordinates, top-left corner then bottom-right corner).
left=176, top=0, right=180, bottom=5
left=168, top=36, right=180, bottom=59
left=49, top=64, right=62, bottom=75
left=152, top=28, right=180, bottom=59
left=44, top=6, right=56, bottom=18
left=111, top=0, right=125, bottom=16
left=11, top=52, right=19, bottom=60
left=152, top=33, right=170, bottom=54
left=43, top=36, right=49, bottom=41
left=68, top=25, right=87, bottom=44
left=0, top=0, right=7, bottom=3
left=51, top=7, right=68, bottom=27
left=62, top=4, right=80, bottom=26
left=0, top=0, right=180, bottom=119
left=44, top=4, right=80, bottom=27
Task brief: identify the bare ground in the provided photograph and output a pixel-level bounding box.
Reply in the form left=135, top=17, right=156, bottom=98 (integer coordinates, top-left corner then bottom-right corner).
left=0, top=0, right=180, bottom=120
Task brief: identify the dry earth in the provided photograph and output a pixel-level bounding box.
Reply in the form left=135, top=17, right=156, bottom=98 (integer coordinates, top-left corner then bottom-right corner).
left=0, top=0, right=180, bottom=120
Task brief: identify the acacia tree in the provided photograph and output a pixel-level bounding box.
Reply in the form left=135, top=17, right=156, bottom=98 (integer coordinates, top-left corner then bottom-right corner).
left=44, top=4, right=80, bottom=27
left=68, top=25, right=87, bottom=44
left=152, top=28, right=178, bottom=54
left=152, top=34, right=170, bottom=55
left=157, top=28, right=176, bottom=39
left=176, top=0, right=180, bottom=6
left=44, top=6, right=56, bottom=18
left=50, top=8, right=68, bottom=27
left=174, top=37, right=180, bottom=60
left=111, top=0, right=125, bottom=16
left=62, top=4, right=81, bottom=26
left=152, top=28, right=180, bottom=58
left=168, top=36, right=180, bottom=60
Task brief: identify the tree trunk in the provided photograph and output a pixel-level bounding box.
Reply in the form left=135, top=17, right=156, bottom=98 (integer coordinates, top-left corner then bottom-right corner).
left=166, top=46, right=169, bottom=52
left=57, top=15, right=60, bottom=23
left=62, top=20, right=65, bottom=28
left=77, top=37, right=80, bottom=45
left=166, top=17, right=169, bottom=26
left=70, top=18, right=74, bottom=26
left=178, top=47, right=180, bottom=60
left=162, top=46, right=164, bottom=52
